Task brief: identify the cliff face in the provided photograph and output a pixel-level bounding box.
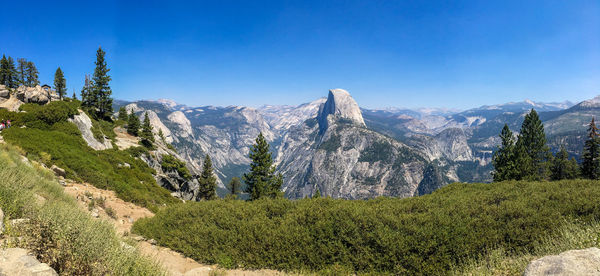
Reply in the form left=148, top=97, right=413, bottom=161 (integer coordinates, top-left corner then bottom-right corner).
left=274, top=89, right=443, bottom=199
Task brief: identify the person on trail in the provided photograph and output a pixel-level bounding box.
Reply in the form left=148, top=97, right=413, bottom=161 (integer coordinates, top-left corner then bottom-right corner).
left=6, top=120, right=10, bottom=128
left=0, top=123, right=4, bottom=131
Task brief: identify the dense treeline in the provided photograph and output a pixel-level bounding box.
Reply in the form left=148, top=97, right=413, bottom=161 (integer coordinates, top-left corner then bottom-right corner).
left=0, top=55, right=39, bottom=88
left=133, top=179, right=600, bottom=274
left=492, top=108, right=592, bottom=181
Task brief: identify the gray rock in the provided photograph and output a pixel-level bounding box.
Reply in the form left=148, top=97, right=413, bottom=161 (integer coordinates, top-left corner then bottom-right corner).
left=0, top=85, right=9, bottom=99
left=147, top=239, right=157, bottom=245
left=50, top=165, right=66, bottom=177
left=15, top=85, right=51, bottom=105
left=524, top=247, right=600, bottom=276
left=68, top=111, right=113, bottom=150
left=0, top=248, right=57, bottom=275
left=317, top=88, right=366, bottom=132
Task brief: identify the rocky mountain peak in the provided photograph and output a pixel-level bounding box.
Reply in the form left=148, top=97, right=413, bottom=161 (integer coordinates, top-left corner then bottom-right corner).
left=317, top=89, right=365, bottom=132
left=576, top=95, right=600, bottom=109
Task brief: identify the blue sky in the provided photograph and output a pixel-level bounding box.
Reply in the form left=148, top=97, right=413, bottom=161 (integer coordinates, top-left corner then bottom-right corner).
left=1, top=1, right=598, bottom=110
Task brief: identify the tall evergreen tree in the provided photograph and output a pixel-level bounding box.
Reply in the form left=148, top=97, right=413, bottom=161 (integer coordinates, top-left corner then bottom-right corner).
left=6, top=57, right=18, bottom=88
left=72, top=91, right=77, bottom=100
left=582, top=117, right=600, bottom=179
left=118, top=106, right=128, bottom=121
left=492, top=124, right=519, bottom=181
left=25, top=61, right=39, bottom=86
left=228, top=177, right=241, bottom=197
left=243, top=132, right=283, bottom=200
left=0, top=55, right=8, bottom=86
left=53, top=67, right=66, bottom=100
left=550, top=146, right=579, bottom=180
left=516, top=109, right=550, bottom=180
left=127, top=110, right=140, bottom=136
left=197, top=155, right=217, bottom=200
left=140, top=112, right=155, bottom=147
left=16, top=58, right=27, bottom=86
left=80, top=75, right=92, bottom=107
left=91, top=47, right=113, bottom=119
left=158, top=129, right=166, bottom=142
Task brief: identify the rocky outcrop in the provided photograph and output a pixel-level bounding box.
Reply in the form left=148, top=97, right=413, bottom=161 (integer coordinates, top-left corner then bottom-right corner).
left=0, top=248, right=57, bottom=275
left=139, top=146, right=200, bottom=201
left=68, top=111, right=113, bottom=150
left=317, top=89, right=365, bottom=132
left=15, top=85, right=59, bottom=105
left=524, top=247, right=600, bottom=276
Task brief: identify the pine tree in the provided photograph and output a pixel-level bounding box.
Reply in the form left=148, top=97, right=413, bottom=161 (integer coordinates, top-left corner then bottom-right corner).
left=91, top=47, right=113, bottom=119
left=127, top=110, right=140, bottom=136
left=228, top=177, right=241, bottom=197
left=117, top=106, right=128, bottom=121
left=80, top=75, right=92, bottom=107
left=140, top=112, right=155, bottom=147
left=6, top=57, right=18, bottom=88
left=16, top=58, right=27, bottom=86
left=582, top=117, right=600, bottom=179
left=312, top=188, right=321, bottom=198
left=53, top=67, right=66, bottom=100
left=516, top=109, right=549, bottom=180
left=197, top=155, right=217, bottom=200
left=550, top=146, right=579, bottom=180
left=492, top=124, right=519, bottom=181
left=71, top=91, right=77, bottom=100
left=25, top=61, right=39, bottom=86
left=243, top=132, right=283, bottom=200
left=0, top=55, right=8, bottom=86
left=158, top=129, right=166, bottom=143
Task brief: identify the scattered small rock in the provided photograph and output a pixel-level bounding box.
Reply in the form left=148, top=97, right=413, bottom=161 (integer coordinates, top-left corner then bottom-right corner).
left=91, top=210, right=99, bottom=218
left=34, top=194, right=46, bottom=205
left=148, top=239, right=157, bottom=245
left=131, top=235, right=145, bottom=242
left=58, top=179, right=67, bottom=186
left=524, top=247, right=600, bottom=276
left=50, top=165, right=66, bottom=177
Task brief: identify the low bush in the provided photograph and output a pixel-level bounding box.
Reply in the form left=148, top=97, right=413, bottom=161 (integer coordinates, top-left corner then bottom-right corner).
left=161, top=154, right=192, bottom=180
left=1, top=102, right=178, bottom=211
left=134, top=180, right=600, bottom=275
left=0, top=144, right=165, bottom=275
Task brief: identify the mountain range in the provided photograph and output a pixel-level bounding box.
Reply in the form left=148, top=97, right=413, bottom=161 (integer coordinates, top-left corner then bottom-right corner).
left=115, top=90, right=597, bottom=199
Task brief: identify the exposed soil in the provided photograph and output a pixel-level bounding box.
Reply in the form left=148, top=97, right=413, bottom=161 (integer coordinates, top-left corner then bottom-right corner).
left=63, top=181, right=290, bottom=276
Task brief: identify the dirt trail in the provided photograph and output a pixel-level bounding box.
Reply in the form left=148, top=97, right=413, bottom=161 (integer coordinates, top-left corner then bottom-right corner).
left=63, top=181, right=290, bottom=276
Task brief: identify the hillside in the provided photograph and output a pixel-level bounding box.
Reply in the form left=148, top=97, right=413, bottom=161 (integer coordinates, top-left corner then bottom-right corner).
left=0, top=143, right=164, bottom=275
left=133, top=179, right=600, bottom=275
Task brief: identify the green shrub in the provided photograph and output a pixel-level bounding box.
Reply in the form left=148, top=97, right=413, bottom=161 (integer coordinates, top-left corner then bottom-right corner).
left=134, top=180, right=600, bottom=275
left=2, top=126, right=178, bottom=211
left=161, top=154, right=191, bottom=180
left=0, top=144, right=165, bottom=275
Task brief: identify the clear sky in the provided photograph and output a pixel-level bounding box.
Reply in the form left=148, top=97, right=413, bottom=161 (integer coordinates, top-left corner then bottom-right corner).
left=1, top=0, right=599, bottom=110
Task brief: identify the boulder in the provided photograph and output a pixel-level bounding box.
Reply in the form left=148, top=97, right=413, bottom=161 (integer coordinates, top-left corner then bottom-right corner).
left=524, top=247, right=600, bottom=275
left=16, top=85, right=51, bottom=105
left=50, top=165, right=66, bottom=177
left=0, top=85, right=9, bottom=99
left=0, top=248, right=58, bottom=275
